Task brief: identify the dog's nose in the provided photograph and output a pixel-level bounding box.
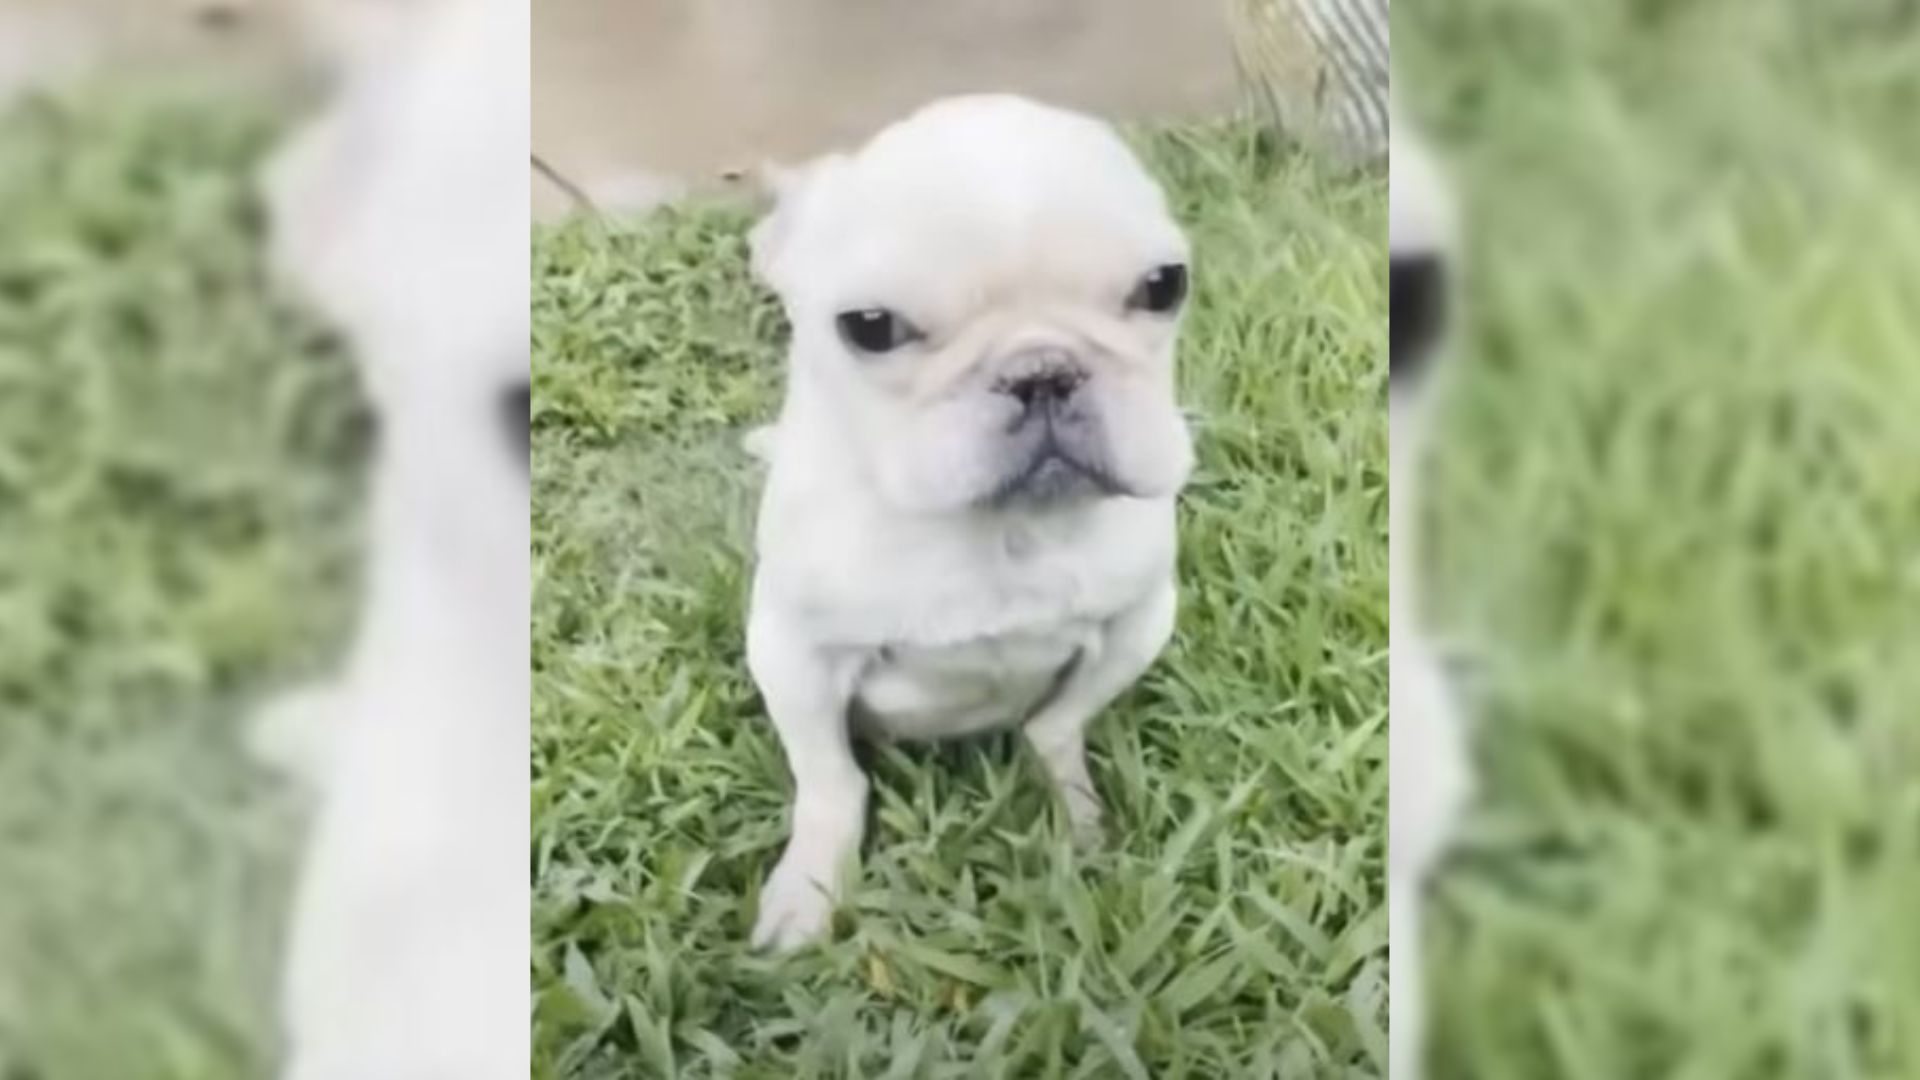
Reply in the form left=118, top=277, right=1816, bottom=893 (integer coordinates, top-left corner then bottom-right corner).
left=1004, top=369, right=1084, bottom=410
left=996, top=352, right=1087, bottom=413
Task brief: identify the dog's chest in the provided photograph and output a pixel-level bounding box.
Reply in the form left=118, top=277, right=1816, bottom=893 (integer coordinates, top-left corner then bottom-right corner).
left=778, top=498, right=1172, bottom=646
left=853, top=620, right=1101, bottom=740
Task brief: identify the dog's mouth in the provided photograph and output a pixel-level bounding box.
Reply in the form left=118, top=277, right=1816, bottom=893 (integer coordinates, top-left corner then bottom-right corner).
left=989, top=434, right=1127, bottom=507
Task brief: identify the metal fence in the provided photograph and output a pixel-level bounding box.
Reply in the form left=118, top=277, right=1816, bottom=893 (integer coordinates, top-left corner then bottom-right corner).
left=1231, top=0, right=1389, bottom=166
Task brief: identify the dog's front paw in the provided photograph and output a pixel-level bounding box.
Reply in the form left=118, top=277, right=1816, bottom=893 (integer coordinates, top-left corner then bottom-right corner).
left=751, top=855, right=839, bottom=951
left=740, top=424, right=779, bottom=463
left=1068, top=808, right=1107, bottom=852
left=247, top=682, right=348, bottom=793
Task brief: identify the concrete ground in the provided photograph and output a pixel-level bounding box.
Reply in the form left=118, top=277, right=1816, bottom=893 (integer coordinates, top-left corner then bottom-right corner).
left=532, top=0, right=1241, bottom=217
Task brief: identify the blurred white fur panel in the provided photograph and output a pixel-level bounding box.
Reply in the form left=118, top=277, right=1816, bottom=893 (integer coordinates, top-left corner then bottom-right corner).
left=1388, top=111, right=1470, bottom=1080
left=259, top=2, right=530, bottom=1079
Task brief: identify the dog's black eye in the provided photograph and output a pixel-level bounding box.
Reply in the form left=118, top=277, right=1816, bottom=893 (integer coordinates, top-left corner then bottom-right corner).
left=1127, top=263, right=1188, bottom=314
left=836, top=308, right=919, bottom=354
left=500, top=379, right=529, bottom=469
left=1390, top=254, right=1448, bottom=386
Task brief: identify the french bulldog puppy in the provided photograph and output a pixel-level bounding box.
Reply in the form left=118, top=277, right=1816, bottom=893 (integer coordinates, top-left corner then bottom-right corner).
left=744, top=94, right=1195, bottom=950
left=254, top=1, right=529, bottom=1077
left=1389, top=112, right=1472, bottom=1080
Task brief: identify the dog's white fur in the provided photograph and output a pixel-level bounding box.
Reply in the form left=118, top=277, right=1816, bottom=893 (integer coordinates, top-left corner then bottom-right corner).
left=1389, top=113, right=1471, bottom=1080
left=256, top=2, right=529, bottom=1077
left=744, top=95, right=1194, bottom=950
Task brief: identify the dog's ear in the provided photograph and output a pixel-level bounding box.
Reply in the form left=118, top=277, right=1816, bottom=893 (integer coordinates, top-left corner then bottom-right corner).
left=748, top=152, right=848, bottom=295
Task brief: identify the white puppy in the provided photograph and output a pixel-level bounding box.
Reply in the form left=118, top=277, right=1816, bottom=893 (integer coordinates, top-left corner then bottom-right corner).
left=1388, top=113, right=1471, bottom=1080
left=255, top=2, right=529, bottom=1078
left=744, top=95, right=1196, bottom=950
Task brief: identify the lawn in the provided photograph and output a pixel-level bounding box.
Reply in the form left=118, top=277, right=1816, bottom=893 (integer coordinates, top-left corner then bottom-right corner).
left=0, top=87, right=365, bottom=1077
left=1397, top=1, right=1920, bottom=1076
left=530, top=127, right=1390, bottom=1077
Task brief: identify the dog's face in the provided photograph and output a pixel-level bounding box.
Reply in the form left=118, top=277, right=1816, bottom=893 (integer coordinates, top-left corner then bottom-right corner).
left=265, top=0, right=529, bottom=613
left=752, top=95, right=1195, bottom=514
left=267, top=0, right=528, bottom=463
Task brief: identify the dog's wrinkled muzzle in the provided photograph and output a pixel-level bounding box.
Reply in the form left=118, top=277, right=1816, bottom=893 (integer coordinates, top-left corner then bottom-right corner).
left=986, top=347, right=1123, bottom=505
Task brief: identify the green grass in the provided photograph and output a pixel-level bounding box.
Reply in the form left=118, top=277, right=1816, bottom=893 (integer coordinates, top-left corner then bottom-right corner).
left=531, top=128, right=1388, bottom=1077
left=0, top=88, right=365, bottom=1077
left=1398, top=1, right=1920, bottom=1076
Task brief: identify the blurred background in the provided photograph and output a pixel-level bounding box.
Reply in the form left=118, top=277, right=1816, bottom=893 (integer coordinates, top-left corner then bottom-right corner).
left=1398, top=0, right=1920, bottom=1075
left=1, top=2, right=364, bottom=1076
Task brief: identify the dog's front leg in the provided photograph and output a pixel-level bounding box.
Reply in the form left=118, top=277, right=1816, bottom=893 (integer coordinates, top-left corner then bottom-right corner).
left=746, top=606, right=867, bottom=951
left=1388, top=636, right=1471, bottom=1080
left=1022, top=580, right=1177, bottom=845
